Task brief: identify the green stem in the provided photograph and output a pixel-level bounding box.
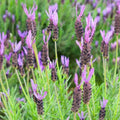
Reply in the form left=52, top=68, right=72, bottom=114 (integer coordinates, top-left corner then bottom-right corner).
left=104, top=58, right=107, bottom=98
left=2, top=66, right=9, bottom=90
left=27, top=71, right=29, bottom=95
left=15, top=69, right=31, bottom=105
left=74, top=113, right=76, bottom=120
left=87, top=104, right=91, bottom=120
left=32, top=68, right=36, bottom=84
left=54, top=83, right=63, bottom=120
left=113, top=35, right=118, bottom=86
left=55, top=41, right=59, bottom=69
left=45, top=66, right=50, bottom=97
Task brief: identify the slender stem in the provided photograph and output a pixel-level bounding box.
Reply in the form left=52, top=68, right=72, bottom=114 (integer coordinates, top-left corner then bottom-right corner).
left=114, top=84, right=120, bottom=119
left=87, top=104, right=91, bottom=120
left=32, top=68, right=36, bottom=83
left=54, top=83, right=63, bottom=120
left=2, top=66, right=9, bottom=90
left=55, top=41, right=59, bottom=69
left=45, top=66, right=50, bottom=97
left=104, top=58, right=107, bottom=98
left=113, top=35, right=118, bottom=85
left=74, top=113, right=76, bottom=120
left=15, top=69, right=31, bottom=105
left=27, top=70, right=29, bottom=95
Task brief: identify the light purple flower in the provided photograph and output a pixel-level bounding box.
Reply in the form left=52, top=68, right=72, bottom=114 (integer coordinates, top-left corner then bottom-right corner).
left=10, top=41, right=21, bottom=52
left=43, top=30, right=51, bottom=44
left=46, top=3, right=58, bottom=21
left=18, top=54, right=23, bottom=66
left=34, top=89, right=47, bottom=100
left=78, top=111, right=87, bottom=120
left=26, top=30, right=35, bottom=48
left=18, top=30, right=27, bottom=38
left=76, top=59, right=80, bottom=68
left=6, top=69, right=10, bottom=76
left=31, top=79, right=37, bottom=93
left=61, top=55, right=69, bottom=67
left=5, top=52, right=12, bottom=62
left=100, top=98, right=108, bottom=108
left=76, top=37, right=83, bottom=51
left=23, top=47, right=28, bottom=55
left=52, top=11, right=58, bottom=26
left=66, top=116, right=70, bottom=120
left=2, top=89, right=10, bottom=97
left=22, top=3, right=37, bottom=21
left=100, top=30, right=113, bottom=44
left=0, top=32, right=7, bottom=44
left=76, top=4, right=85, bottom=21
left=82, top=66, right=94, bottom=83
left=16, top=98, right=25, bottom=102
left=0, top=42, right=4, bottom=55
left=74, top=73, right=83, bottom=88
left=12, top=14, right=15, bottom=23
left=3, top=14, right=7, bottom=22
left=49, top=60, right=56, bottom=69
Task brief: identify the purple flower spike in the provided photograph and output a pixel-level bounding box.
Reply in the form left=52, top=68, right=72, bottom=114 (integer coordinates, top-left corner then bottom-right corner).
left=117, top=4, right=120, bottom=14
left=18, top=54, right=23, bottom=66
left=26, top=30, right=35, bottom=48
left=42, top=30, right=51, bottom=43
left=31, top=79, right=37, bottom=93
left=49, top=60, right=56, bottom=69
left=82, top=66, right=94, bottom=83
left=46, top=3, right=58, bottom=21
left=76, top=4, right=85, bottom=21
left=76, top=37, right=83, bottom=51
left=5, top=52, right=12, bottom=62
left=61, top=55, right=64, bottom=65
left=12, top=14, right=15, bottom=23
left=0, top=43, right=4, bottom=55
left=61, top=55, right=69, bottom=67
left=11, top=41, right=21, bottom=52
left=34, top=90, right=47, bottom=100
left=100, top=30, right=113, bottom=44
left=100, top=98, right=108, bottom=108
left=18, top=30, right=27, bottom=38
left=0, top=32, right=7, bottom=44
left=53, top=11, right=58, bottom=26
left=74, top=73, right=83, bottom=88
left=78, top=111, right=87, bottom=120
left=22, top=3, right=37, bottom=21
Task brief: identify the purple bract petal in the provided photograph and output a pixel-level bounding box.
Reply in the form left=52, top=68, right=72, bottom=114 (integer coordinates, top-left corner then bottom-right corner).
left=31, top=79, right=37, bottom=92
left=74, top=73, right=78, bottom=87
left=100, top=98, right=108, bottom=108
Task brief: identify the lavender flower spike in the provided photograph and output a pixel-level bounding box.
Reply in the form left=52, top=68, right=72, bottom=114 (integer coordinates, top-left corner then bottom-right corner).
left=53, top=11, right=58, bottom=26
left=0, top=32, right=7, bottom=44
left=100, top=98, right=108, bottom=108
left=76, top=4, right=85, bottom=20
left=76, top=37, right=83, bottom=51
left=78, top=111, right=87, bottom=120
left=0, top=42, right=4, bottom=55
left=22, top=3, right=37, bottom=21
left=34, top=90, right=47, bottom=100
left=10, top=41, right=21, bottom=52
left=5, top=52, right=12, bottom=63
left=18, top=54, right=23, bottom=67
left=31, top=79, right=37, bottom=93
left=18, top=30, right=27, bottom=39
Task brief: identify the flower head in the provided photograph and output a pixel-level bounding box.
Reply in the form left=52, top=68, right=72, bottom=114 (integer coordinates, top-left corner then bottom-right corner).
left=22, top=3, right=37, bottom=21
left=34, top=88, right=47, bottom=100
left=52, top=11, right=58, bottom=26
left=26, top=30, right=35, bottom=48
left=0, top=32, right=7, bottom=44
left=46, top=3, right=58, bottom=21
left=43, top=30, right=51, bottom=44
left=100, top=98, right=108, bottom=108
left=61, top=55, right=69, bottom=67
left=74, top=73, right=83, bottom=88
left=18, top=54, right=23, bottom=66
left=10, top=41, right=21, bottom=52
left=5, top=52, right=12, bottom=62
left=18, top=30, right=27, bottom=38
left=100, top=30, right=113, bottom=44
left=78, top=111, right=87, bottom=120
left=31, top=79, right=37, bottom=93
left=82, top=66, right=94, bottom=83
left=49, top=60, right=56, bottom=69
left=76, top=4, right=85, bottom=21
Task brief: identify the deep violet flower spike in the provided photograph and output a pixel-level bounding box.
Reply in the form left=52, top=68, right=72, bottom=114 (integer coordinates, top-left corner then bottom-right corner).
left=78, top=111, right=87, bottom=120
left=31, top=79, right=37, bottom=93
left=100, top=98, right=108, bottom=108
left=18, top=30, right=27, bottom=38
left=22, top=3, right=37, bottom=21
